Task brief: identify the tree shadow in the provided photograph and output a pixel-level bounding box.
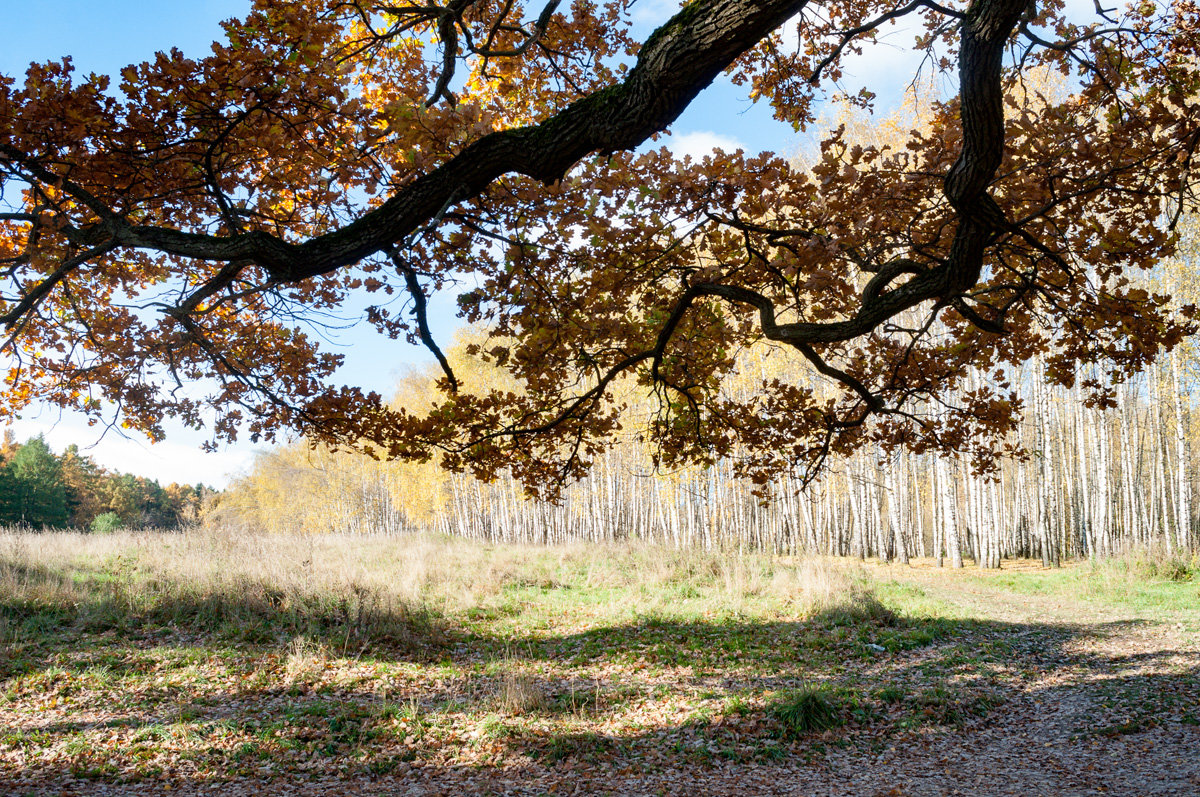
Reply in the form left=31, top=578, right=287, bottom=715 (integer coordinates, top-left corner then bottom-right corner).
left=5, top=629, right=1198, bottom=795
left=3, top=561, right=1199, bottom=794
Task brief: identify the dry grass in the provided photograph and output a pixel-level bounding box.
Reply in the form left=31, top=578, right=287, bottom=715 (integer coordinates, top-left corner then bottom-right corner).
left=0, top=528, right=889, bottom=655
left=492, top=665, right=550, bottom=716
left=284, top=635, right=329, bottom=684
left=1, top=527, right=875, bottom=594
left=0, top=528, right=445, bottom=652
left=5, top=529, right=1197, bottom=790
left=1089, top=546, right=1199, bottom=584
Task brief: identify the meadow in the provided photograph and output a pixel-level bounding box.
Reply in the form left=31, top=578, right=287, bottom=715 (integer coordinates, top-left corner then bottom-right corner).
left=1, top=529, right=1198, bottom=795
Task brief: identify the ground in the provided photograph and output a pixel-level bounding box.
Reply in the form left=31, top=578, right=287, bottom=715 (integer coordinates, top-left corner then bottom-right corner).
left=1, top=532, right=1197, bottom=796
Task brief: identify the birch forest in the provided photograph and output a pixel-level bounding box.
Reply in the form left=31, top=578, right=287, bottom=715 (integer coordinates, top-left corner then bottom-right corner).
left=211, top=335, right=1197, bottom=567
left=212, top=93, right=1200, bottom=568
left=213, top=236, right=1200, bottom=567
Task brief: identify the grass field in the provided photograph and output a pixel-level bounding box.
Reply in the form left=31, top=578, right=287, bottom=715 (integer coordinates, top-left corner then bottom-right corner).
left=1, top=530, right=1198, bottom=796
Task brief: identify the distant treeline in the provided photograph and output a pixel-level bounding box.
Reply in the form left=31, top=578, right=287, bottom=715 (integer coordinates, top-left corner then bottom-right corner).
left=0, top=431, right=214, bottom=530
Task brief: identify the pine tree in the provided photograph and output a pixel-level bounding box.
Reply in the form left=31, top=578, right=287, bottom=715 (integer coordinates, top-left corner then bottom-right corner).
left=6, top=435, right=69, bottom=528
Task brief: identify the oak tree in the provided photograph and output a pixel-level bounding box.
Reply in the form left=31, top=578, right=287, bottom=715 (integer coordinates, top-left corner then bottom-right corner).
left=2, top=0, right=1198, bottom=492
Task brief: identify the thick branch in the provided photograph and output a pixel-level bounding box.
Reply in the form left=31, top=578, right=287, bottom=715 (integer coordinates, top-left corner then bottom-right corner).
left=25, top=0, right=810, bottom=284
left=941, top=0, right=1032, bottom=291
left=0, top=239, right=118, bottom=334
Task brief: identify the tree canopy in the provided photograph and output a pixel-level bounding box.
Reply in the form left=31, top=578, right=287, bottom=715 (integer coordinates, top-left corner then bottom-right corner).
left=1, top=0, right=1198, bottom=493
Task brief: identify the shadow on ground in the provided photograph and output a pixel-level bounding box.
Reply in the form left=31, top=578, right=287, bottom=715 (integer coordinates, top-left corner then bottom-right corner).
left=3, top=560, right=1199, bottom=796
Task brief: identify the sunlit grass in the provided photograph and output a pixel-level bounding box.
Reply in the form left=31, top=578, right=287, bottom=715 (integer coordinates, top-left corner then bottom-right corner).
left=0, top=529, right=1196, bottom=785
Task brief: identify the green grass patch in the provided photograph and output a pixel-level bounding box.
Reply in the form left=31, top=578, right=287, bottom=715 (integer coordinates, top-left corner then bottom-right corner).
left=765, top=685, right=846, bottom=739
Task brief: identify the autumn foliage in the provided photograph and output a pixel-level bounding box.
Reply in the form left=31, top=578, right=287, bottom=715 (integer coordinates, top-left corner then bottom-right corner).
left=1, top=0, right=1199, bottom=492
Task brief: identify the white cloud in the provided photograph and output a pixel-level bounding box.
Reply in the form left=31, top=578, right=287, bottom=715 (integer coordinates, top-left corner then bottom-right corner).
left=666, top=131, right=745, bottom=162
left=835, top=18, right=937, bottom=101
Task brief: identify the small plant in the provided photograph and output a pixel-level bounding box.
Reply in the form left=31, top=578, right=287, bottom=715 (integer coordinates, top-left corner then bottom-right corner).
left=326, top=705, right=372, bottom=746
left=90, top=512, right=123, bottom=535
left=766, top=684, right=844, bottom=739
left=366, top=751, right=415, bottom=774
left=540, top=730, right=612, bottom=763
left=285, top=635, right=327, bottom=684
left=480, top=713, right=515, bottom=739
left=493, top=667, right=548, bottom=716
left=810, top=589, right=898, bottom=628
left=874, top=684, right=906, bottom=704
left=1094, top=548, right=1199, bottom=584
left=1137, top=552, right=1197, bottom=582
left=232, top=741, right=263, bottom=761
left=723, top=693, right=753, bottom=716
left=905, top=685, right=1000, bottom=727
left=0, top=613, right=12, bottom=649
left=61, top=733, right=92, bottom=756
left=83, top=664, right=117, bottom=688
left=398, top=696, right=426, bottom=736
left=550, top=680, right=606, bottom=715
left=685, top=705, right=713, bottom=727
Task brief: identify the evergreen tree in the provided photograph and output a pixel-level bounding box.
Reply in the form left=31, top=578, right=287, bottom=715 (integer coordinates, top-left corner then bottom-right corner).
left=6, top=435, right=69, bottom=528
left=0, top=432, right=213, bottom=530
left=0, top=461, right=20, bottom=525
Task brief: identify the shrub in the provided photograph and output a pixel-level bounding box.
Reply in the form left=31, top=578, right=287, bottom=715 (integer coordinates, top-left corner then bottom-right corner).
left=90, top=512, right=123, bottom=534
left=1096, top=548, right=1198, bottom=583
left=493, top=667, right=549, bottom=715
left=767, top=685, right=844, bottom=739
left=1135, top=551, right=1196, bottom=583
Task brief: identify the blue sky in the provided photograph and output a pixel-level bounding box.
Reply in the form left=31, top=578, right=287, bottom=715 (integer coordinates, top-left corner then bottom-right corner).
left=2, top=1, right=249, bottom=78
left=0, top=1, right=929, bottom=486
left=2, top=1, right=259, bottom=486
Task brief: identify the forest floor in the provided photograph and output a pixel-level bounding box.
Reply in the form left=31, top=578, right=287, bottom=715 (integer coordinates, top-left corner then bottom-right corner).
left=0, top=531, right=1198, bottom=796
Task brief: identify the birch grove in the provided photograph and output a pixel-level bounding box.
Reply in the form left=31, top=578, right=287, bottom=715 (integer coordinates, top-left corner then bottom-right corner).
left=210, top=88, right=1200, bottom=566
left=211, top=343, right=1198, bottom=566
